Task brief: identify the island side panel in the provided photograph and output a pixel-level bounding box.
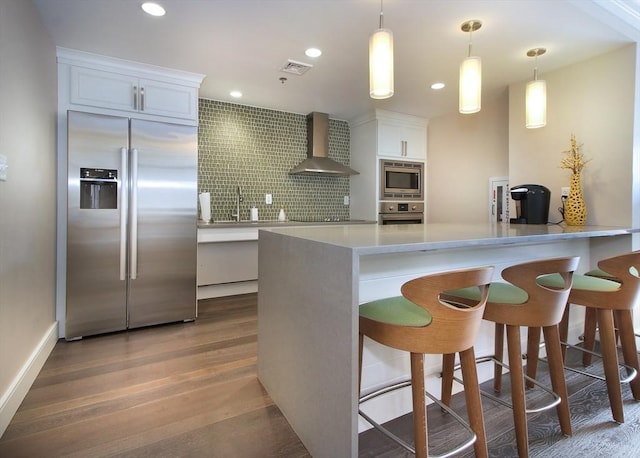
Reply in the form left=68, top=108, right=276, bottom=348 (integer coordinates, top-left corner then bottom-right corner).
left=258, top=230, right=359, bottom=458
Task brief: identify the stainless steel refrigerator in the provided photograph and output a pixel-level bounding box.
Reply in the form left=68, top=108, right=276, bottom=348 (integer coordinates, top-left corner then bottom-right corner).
left=66, top=110, right=197, bottom=339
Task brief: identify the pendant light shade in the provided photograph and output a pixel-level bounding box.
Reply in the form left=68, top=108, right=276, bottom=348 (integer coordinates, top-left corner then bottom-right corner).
left=525, top=48, right=547, bottom=129
left=459, top=20, right=482, bottom=114
left=369, top=28, right=394, bottom=99
left=459, top=56, right=482, bottom=114
left=526, top=79, right=547, bottom=128
left=369, top=1, right=393, bottom=99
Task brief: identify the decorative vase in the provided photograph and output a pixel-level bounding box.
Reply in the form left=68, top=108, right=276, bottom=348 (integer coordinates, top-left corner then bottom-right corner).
left=564, top=172, right=587, bottom=226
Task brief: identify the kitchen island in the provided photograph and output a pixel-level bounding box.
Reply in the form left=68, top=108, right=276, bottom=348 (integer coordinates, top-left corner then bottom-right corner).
left=197, top=220, right=375, bottom=299
left=257, top=223, right=638, bottom=458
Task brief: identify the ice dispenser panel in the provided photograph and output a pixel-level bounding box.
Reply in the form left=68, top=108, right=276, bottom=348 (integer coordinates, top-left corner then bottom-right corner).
left=80, top=168, right=118, bottom=209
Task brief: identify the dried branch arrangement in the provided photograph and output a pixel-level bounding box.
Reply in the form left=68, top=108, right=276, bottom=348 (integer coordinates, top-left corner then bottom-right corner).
left=560, top=134, right=591, bottom=174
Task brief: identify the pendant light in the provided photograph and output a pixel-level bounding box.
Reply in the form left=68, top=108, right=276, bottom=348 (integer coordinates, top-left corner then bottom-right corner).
left=459, top=20, right=482, bottom=114
left=525, top=48, right=547, bottom=129
left=369, top=0, right=393, bottom=99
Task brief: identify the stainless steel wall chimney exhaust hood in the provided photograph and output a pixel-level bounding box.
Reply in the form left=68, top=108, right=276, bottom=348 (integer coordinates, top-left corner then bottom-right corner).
left=289, top=112, right=359, bottom=176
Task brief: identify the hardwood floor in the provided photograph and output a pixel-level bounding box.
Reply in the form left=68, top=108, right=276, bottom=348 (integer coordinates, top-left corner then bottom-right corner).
left=0, top=294, right=309, bottom=458
left=2, top=294, right=640, bottom=457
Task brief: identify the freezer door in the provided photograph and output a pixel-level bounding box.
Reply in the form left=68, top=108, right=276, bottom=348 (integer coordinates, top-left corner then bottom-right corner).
left=66, top=111, right=129, bottom=339
left=128, top=119, right=197, bottom=327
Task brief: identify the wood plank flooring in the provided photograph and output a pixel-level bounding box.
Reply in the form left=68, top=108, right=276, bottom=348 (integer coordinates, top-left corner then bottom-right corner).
left=0, top=294, right=309, bottom=458
left=1, top=294, right=640, bottom=457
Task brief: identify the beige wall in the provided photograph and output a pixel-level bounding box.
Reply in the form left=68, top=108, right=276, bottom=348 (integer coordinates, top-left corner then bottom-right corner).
left=509, top=44, right=636, bottom=226
left=0, top=0, right=57, bottom=435
left=428, top=44, right=636, bottom=228
left=426, top=91, right=509, bottom=223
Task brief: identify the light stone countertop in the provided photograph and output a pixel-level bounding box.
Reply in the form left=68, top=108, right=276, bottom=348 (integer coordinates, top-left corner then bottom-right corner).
left=197, top=219, right=376, bottom=229
left=261, top=223, right=638, bottom=255
left=197, top=219, right=376, bottom=243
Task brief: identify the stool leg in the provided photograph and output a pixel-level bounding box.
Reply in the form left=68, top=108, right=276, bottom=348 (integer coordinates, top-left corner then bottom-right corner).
left=615, top=310, right=640, bottom=400
left=559, top=303, right=570, bottom=361
left=410, top=352, right=428, bottom=458
left=460, top=347, right=488, bottom=458
left=582, top=307, right=597, bottom=366
left=494, top=323, right=505, bottom=393
left=441, top=353, right=455, bottom=407
left=358, top=333, right=364, bottom=393
left=543, top=324, right=572, bottom=436
left=525, top=326, right=541, bottom=389
left=597, top=308, right=625, bottom=423
left=506, top=324, right=529, bottom=458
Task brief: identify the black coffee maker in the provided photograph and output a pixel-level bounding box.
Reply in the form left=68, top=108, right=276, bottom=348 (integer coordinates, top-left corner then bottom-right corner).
left=509, top=184, right=550, bottom=224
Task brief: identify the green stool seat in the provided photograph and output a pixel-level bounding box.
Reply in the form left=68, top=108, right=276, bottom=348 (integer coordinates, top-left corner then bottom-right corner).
left=359, top=296, right=432, bottom=327
left=585, top=267, right=639, bottom=279
left=538, top=273, right=620, bottom=292
left=445, top=282, right=528, bottom=305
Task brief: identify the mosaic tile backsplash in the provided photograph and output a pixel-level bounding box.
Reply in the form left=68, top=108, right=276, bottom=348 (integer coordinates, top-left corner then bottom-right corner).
left=198, top=99, right=351, bottom=222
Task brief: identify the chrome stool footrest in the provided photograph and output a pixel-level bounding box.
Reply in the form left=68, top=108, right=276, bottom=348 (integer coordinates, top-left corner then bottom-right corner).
left=547, top=342, right=638, bottom=384
left=450, top=356, right=561, bottom=414
left=359, top=379, right=477, bottom=458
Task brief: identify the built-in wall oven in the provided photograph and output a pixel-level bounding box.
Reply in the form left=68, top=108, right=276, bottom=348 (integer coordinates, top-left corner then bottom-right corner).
left=379, top=202, right=424, bottom=225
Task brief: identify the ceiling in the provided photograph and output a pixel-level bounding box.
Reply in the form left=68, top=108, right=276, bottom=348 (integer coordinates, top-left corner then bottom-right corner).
left=33, top=0, right=640, bottom=122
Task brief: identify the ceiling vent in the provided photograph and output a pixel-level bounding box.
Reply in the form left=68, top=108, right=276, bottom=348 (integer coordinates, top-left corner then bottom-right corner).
left=280, top=59, right=313, bottom=76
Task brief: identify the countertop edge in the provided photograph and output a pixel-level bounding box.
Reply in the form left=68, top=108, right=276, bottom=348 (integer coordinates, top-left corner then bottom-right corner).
left=262, top=224, right=638, bottom=255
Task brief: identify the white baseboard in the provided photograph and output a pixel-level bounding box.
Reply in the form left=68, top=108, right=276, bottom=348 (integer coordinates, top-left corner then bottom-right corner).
left=197, top=281, right=258, bottom=299
left=0, top=322, right=58, bottom=437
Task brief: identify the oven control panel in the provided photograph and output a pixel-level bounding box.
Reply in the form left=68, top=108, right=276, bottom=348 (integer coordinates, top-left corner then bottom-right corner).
left=379, top=202, right=424, bottom=213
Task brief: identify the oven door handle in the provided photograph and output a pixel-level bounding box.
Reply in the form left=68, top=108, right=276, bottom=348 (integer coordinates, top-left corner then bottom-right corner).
left=379, top=213, right=424, bottom=224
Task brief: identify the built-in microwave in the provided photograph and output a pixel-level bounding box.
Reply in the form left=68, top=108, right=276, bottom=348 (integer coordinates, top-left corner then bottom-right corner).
left=380, top=159, right=424, bottom=200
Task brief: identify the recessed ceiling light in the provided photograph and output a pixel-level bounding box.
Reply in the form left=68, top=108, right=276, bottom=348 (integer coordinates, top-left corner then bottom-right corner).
left=305, top=48, right=322, bottom=58
left=431, top=82, right=445, bottom=90
left=141, top=2, right=166, bottom=17
left=230, top=90, right=243, bottom=98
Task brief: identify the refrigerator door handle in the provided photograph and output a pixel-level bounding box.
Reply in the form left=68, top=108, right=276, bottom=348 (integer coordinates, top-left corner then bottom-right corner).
left=119, top=147, right=128, bottom=281
left=130, top=148, right=139, bottom=280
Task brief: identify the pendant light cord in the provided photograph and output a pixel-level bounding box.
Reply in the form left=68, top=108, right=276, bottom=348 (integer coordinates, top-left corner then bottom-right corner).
left=379, top=0, right=384, bottom=29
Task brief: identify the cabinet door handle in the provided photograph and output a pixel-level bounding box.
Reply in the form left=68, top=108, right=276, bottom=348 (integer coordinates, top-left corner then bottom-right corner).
left=133, top=86, right=138, bottom=110
left=140, top=87, right=145, bottom=111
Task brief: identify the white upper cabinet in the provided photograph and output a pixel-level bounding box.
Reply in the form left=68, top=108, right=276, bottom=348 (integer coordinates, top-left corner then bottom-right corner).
left=375, top=111, right=427, bottom=160
left=59, top=47, right=204, bottom=124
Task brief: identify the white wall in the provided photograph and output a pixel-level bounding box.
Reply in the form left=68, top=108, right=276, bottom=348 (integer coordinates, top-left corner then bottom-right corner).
left=426, top=91, right=509, bottom=223
left=509, top=44, right=636, bottom=227
left=0, top=0, right=58, bottom=436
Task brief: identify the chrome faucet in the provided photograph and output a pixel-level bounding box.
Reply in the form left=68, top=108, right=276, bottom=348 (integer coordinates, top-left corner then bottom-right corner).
left=231, top=185, right=244, bottom=222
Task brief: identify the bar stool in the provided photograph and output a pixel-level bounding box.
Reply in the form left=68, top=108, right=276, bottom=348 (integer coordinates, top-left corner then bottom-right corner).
left=534, top=251, right=640, bottom=424
left=358, top=266, right=493, bottom=458
left=440, top=257, right=579, bottom=458
left=577, top=260, right=639, bottom=366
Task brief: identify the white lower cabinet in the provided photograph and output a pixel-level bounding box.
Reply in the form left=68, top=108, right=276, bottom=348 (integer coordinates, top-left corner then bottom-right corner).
left=197, top=240, right=258, bottom=299
left=198, top=241, right=258, bottom=285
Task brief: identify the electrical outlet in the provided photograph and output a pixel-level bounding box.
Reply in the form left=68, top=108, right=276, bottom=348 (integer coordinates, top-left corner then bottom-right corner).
left=265, top=194, right=272, bottom=205
left=343, top=196, right=349, bottom=205
left=561, top=187, right=570, bottom=198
